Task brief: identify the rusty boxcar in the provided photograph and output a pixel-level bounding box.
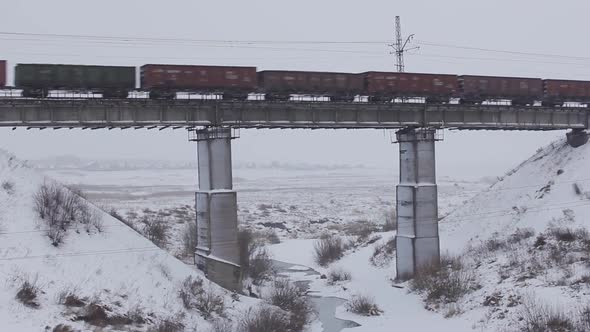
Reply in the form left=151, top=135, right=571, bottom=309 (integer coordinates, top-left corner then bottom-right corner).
left=141, top=64, right=257, bottom=99
left=0, top=60, right=5, bottom=88
left=363, top=72, right=458, bottom=103
left=15, top=64, right=135, bottom=98
left=543, top=79, right=590, bottom=106
left=257, top=70, right=364, bottom=101
left=459, top=75, right=542, bottom=105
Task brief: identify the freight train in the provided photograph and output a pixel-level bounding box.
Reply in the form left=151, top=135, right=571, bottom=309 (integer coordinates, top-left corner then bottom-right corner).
left=0, top=60, right=588, bottom=106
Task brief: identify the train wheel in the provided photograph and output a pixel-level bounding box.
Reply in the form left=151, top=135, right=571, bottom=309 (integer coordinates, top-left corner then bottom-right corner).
left=330, top=95, right=354, bottom=102
left=541, top=100, right=560, bottom=107
left=265, top=93, right=290, bottom=102
left=149, top=90, right=175, bottom=100
left=103, top=90, right=129, bottom=99
left=425, top=97, right=449, bottom=104
left=222, top=92, right=249, bottom=101
left=368, top=95, right=390, bottom=103
left=459, top=98, right=480, bottom=105
left=22, top=89, right=47, bottom=98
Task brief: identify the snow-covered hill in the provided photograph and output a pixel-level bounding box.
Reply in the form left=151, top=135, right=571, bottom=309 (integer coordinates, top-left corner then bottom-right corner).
left=441, top=138, right=590, bottom=251
left=0, top=150, right=256, bottom=331
left=435, top=138, right=590, bottom=330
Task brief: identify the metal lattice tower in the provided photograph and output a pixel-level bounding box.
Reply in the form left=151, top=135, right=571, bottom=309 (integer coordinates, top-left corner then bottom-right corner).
left=390, top=16, right=419, bottom=72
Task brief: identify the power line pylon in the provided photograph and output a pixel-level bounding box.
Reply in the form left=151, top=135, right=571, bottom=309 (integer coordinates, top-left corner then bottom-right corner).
left=390, top=16, right=419, bottom=72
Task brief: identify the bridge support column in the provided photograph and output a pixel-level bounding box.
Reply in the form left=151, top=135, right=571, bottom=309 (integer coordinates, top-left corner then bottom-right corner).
left=395, top=128, right=441, bottom=280
left=193, top=127, right=241, bottom=291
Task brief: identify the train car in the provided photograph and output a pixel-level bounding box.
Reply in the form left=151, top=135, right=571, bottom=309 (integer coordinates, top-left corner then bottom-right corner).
left=0, top=60, right=5, bottom=88
left=543, top=79, right=590, bottom=106
left=141, top=64, right=257, bottom=99
left=363, top=72, right=458, bottom=103
left=257, top=70, right=364, bottom=101
left=459, top=75, right=542, bottom=105
left=15, top=64, right=135, bottom=98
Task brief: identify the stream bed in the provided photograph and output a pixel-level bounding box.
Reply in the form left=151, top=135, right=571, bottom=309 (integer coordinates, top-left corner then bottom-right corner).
left=273, top=260, right=360, bottom=332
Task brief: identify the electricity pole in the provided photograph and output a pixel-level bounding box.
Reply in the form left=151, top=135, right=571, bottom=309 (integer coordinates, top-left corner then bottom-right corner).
left=390, top=16, right=419, bottom=72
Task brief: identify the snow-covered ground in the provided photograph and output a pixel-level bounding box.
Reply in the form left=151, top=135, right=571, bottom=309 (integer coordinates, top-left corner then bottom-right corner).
left=11, top=136, right=589, bottom=332
left=267, top=138, right=590, bottom=332
left=0, top=150, right=257, bottom=331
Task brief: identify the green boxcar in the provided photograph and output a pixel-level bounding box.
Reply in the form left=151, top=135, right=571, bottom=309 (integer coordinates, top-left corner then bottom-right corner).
left=15, top=64, right=135, bottom=98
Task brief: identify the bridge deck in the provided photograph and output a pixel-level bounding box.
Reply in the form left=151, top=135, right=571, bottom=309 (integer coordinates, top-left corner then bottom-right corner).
left=0, top=99, right=587, bottom=130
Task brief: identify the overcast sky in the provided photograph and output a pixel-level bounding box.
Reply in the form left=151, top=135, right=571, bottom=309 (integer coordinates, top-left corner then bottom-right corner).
left=0, top=0, right=582, bottom=177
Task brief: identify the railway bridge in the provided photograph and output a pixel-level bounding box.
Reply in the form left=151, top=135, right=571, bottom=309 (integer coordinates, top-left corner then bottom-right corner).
left=1, top=98, right=589, bottom=290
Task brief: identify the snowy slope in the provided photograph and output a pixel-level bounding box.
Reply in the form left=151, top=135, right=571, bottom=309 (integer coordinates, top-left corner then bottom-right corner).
left=0, top=150, right=256, bottom=331
left=440, top=138, right=590, bottom=252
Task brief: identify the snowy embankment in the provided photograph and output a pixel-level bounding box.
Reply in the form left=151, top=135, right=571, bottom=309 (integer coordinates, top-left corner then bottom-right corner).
left=270, top=138, right=590, bottom=332
left=0, top=150, right=257, bottom=331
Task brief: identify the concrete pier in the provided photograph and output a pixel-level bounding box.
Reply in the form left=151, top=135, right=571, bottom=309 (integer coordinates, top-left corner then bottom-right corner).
left=193, top=127, right=241, bottom=291
left=395, top=128, right=441, bottom=279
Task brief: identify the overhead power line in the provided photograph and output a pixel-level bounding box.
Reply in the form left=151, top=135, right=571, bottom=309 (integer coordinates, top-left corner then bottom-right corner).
left=0, top=31, right=389, bottom=45
left=416, top=39, right=590, bottom=61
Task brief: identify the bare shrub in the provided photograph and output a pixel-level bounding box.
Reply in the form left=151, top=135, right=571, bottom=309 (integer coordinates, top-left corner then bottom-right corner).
left=178, top=276, right=225, bottom=319
left=238, top=306, right=292, bottom=332
left=370, top=236, right=396, bottom=267
left=484, top=237, right=508, bottom=252
left=210, top=319, right=234, bottom=332
left=266, top=230, right=281, bottom=244
left=2, top=180, right=14, bottom=194
left=327, top=268, right=352, bottom=284
left=409, top=254, right=476, bottom=305
left=127, top=305, right=148, bottom=324
left=33, top=183, right=100, bottom=245
left=549, top=227, right=577, bottom=242
left=341, top=221, right=380, bottom=243
left=534, top=235, right=547, bottom=248
left=267, top=279, right=313, bottom=331
left=74, top=301, right=133, bottom=326
left=238, top=229, right=256, bottom=271
left=143, top=216, right=169, bottom=248
left=579, top=304, right=590, bottom=331
left=47, top=226, right=66, bottom=247
left=34, top=182, right=68, bottom=245
left=79, top=204, right=103, bottom=234
left=382, top=207, right=397, bottom=231
left=249, top=247, right=275, bottom=285
left=108, top=208, right=125, bottom=222
left=314, top=236, right=345, bottom=267
left=239, top=229, right=275, bottom=283
left=345, top=294, right=383, bottom=316
left=15, top=276, right=40, bottom=308
left=519, top=297, right=576, bottom=332
left=52, top=324, right=76, bottom=332
left=508, top=228, right=536, bottom=244
left=182, top=221, right=197, bottom=259
left=56, top=287, right=85, bottom=307
left=148, top=319, right=184, bottom=332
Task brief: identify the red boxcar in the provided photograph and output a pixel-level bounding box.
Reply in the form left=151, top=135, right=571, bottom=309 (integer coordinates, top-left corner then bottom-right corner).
left=543, top=79, right=590, bottom=105
left=0, top=60, right=6, bottom=87
left=460, top=75, right=542, bottom=104
left=141, top=64, right=257, bottom=98
left=363, top=72, right=458, bottom=102
left=258, top=70, right=364, bottom=101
